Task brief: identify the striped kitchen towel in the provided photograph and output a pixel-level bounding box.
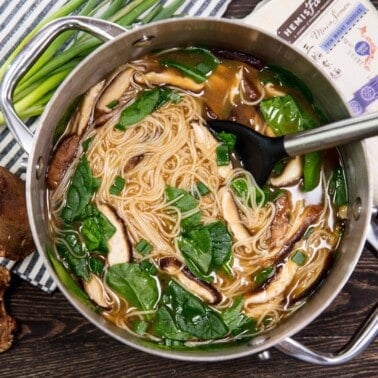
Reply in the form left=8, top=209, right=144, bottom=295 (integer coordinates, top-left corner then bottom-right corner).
left=0, top=0, right=232, bottom=293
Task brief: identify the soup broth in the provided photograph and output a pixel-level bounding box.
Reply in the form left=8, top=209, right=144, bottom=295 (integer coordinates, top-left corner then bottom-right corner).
left=46, top=47, right=347, bottom=347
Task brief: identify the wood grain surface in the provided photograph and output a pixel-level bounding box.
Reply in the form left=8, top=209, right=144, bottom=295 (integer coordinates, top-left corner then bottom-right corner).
left=1, top=1, right=377, bottom=376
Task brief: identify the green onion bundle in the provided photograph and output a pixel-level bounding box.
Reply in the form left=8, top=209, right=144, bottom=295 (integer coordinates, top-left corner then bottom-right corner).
left=0, top=0, right=185, bottom=126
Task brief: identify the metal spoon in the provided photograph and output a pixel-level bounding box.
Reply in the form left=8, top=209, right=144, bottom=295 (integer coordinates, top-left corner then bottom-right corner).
left=208, top=111, right=378, bottom=187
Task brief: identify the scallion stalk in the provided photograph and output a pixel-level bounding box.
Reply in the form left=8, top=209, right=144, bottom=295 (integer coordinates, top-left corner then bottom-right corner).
left=0, top=0, right=185, bottom=127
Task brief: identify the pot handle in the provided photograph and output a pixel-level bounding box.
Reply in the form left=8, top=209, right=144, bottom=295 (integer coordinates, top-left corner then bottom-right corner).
left=275, top=304, right=378, bottom=365
left=0, top=16, right=126, bottom=155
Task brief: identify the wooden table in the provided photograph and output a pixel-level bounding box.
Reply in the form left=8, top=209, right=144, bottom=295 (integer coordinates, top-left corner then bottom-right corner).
left=1, top=1, right=377, bottom=376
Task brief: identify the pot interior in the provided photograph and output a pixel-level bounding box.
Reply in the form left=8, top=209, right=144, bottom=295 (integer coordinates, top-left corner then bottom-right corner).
left=26, top=18, right=372, bottom=361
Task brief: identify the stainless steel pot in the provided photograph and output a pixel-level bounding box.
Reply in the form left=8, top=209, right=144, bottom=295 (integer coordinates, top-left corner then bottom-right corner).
left=1, top=16, right=377, bottom=364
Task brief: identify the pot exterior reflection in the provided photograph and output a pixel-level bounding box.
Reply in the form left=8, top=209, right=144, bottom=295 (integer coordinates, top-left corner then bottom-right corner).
left=24, top=18, right=372, bottom=361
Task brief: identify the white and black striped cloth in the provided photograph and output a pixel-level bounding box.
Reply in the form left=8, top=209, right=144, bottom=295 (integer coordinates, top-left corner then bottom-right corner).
left=0, top=0, right=231, bottom=293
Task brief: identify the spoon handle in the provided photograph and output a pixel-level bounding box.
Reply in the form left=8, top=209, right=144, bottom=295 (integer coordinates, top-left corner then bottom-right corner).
left=283, top=112, right=378, bottom=156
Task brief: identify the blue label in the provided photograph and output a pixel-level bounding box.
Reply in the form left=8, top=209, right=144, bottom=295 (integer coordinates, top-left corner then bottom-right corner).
left=320, top=3, right=367, bottom=53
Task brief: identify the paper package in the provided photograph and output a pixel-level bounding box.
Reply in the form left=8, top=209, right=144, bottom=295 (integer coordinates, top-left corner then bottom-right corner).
left=244, top=0, right=378, bottom=204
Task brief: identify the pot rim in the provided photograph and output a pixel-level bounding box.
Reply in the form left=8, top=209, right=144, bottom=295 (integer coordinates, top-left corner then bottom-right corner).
left=24, top=16, right=373, bottom=361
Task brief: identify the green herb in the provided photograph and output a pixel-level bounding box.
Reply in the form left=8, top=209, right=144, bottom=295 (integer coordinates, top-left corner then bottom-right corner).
left=115, top=87, right=180, bottom=130
left=159, top=47, right=220, bottom=83
left=291, top=250, right=307, bottom=266
left=106, top=99, right=119, bottom=109
left=109, top=175, right=125, bottom=195
left=0, top=0, right=186, bottom=126
left=131, top=319, right=149, bottom=335
left=328, top=166, right=348, bottom=206
left=60, top=156, right=96, bottom=223
left=195, top=181, right=210, bottom=197
left=222, top=296, right=256, bottom=337
left=106, top=263, right=159, bottom=311
left=89, top=257, right=105, bottom=276
left=214, top=131, right=236, bottom=166
left=178, top=228, right=213, bottom=276
left=254, top=266, right=276, bottom=286
left=81, top=212, right=116, bottom=253
left=178, top=221, right=232, bottom=280
left=259, top=94, right=324, bottom=191
left=206, top=221, right=232, bottom=268
left=56, top=231, right=89, bottom=281
left=153, top=305, right=191, bottom=341
left=165, top=186, right=201, bottom=230
left=216, top=144, right=230, bottom=166
left=47, top=246, right=99, bottom=313
left=139, top=260, right=158, bottom=275
left=216, top=131, right=236, bottom=151
left=136, top=239, right=153, bottom=256
left=168, top=281, right=228, bottom=340
left=82, top=137, right=93, bottom=152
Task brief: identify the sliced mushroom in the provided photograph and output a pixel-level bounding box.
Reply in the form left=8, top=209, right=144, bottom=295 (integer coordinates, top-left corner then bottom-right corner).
left=124, top=155, right=144, bottom=173
left=159, top=257, right=222, bottom=305
left=220, top=188, right=251, bottom=241
left=268, top=192, right=292, bottom=249
left=46, top=134, right=81, bottom=190
left=95, top=203, right=131, bottom=266
left=244, top=259, right=298, bottom=305
left=83, top=274, right=109, bottom=308
left=191, top=121, right=232, bottom=179
left=273, top=204, right=323, bottom=263
left=96, top=69, right=133, bottom=113
left=70, top=81, right=105, bottom=135
left=142, top=69, right=204, bottom=92
left=243, top=297, right=282, bottom=320
left=270, top=156, right=303, bottom=187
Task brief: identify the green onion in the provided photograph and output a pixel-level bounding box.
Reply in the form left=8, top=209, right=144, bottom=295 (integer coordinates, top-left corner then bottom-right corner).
left=109, top=175, right=125, bottom=195
left=106, top=99, right=119, bottom=109
left=136, top=239, right=153, bottom=256
left=195, top=181, right=210, bottom=197
left=291, top=250, right=307, bottom=266
left=216, top=144, right=230, bottom=166
left=254, top=266, right=275, bottom=286
left=0, top=0, right=186, bottom=126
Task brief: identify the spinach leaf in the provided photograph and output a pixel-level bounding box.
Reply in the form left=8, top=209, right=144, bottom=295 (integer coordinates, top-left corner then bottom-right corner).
left=159, top=47, right=220, bottom=83
left=260, top=95, right=323, bottom=191
left=166, top=186, right=198, bottom=212
left=89, top=256, right=105, bottom=276
left=206, top=221, right=232, bottom=268
left=61, top=156, right=96, bottom=223
left=153, top=305, right=191, bottom=341
left=81, top=212, right=116, bottom=253
left=222, top=296, right=256, bottom=337
left=165, top=186, right=201, bottom=230
left=178, top=228, right=213, bottom=276
left=260, top=95, right=310, bottom=136
left=56, top=231, right=89, bottom=281
left=48, top=246, right=99, bottom=313
left=115, top=87, right=180, bottom=130
left=178, top=221, right=232, bottom=279
left=169, top=281, right=228, bottom=340
left=106, top=263, right=159, bottom=311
